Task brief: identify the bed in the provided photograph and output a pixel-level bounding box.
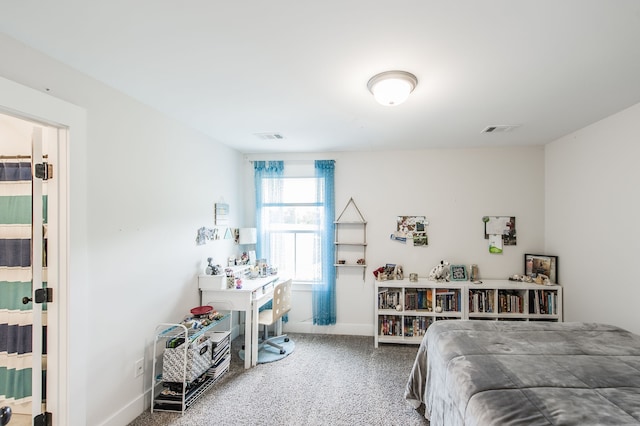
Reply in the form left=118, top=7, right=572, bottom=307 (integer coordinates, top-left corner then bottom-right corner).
left=404, top=320, right=640, bottom=425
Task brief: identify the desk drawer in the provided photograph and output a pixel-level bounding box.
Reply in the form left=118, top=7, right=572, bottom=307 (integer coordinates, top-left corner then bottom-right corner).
left=198, top=275, right=227, bottom=291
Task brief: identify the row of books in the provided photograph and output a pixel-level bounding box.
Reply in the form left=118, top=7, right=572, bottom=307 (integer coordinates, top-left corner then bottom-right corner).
left=499, top=292, right=523, bottom=313
left=377, top=289, right=402, bottom=310
left=403, top=316, right=433, bottom=337
left=469, top=289, right=560, bottom=316
left=469, top=289, right=495, bottom=313
left=378, top=288, right=462, bottom=312
left=435, top=290, right=461, bottom=312
left=379, top=316, right=459, bottom=337
left=383, top=289, right=559, bottom=316
left=378, top=315, right=402, bottom=336
left=530, top=290, right=558, bottom=315
left=404, top=289, right=433, bottom=311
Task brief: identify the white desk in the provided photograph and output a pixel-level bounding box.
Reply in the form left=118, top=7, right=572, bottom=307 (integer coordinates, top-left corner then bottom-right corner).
left=198, top=274, right=280, bottom=368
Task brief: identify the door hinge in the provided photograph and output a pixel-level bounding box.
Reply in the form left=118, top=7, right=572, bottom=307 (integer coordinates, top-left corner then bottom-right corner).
left=34, top=412, right=52, bottom=426
left=35, top=162, right=53, bottom=180
left=35, top=288, right=53, bottom=304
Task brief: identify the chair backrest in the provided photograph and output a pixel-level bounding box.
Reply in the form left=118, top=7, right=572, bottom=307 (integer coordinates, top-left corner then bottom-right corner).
left=271, top=279, right=292, bottom=323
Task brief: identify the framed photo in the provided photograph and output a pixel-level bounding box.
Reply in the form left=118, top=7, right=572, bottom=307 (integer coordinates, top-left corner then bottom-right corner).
left=449, top=265, right=468, bottom=281
left=384, top=263, right=396, bottom=280
left=524, top=254, right=558, bottom=283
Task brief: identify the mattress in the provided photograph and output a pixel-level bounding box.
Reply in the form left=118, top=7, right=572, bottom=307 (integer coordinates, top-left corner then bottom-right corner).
left=404, top=320, right=640, bottom=425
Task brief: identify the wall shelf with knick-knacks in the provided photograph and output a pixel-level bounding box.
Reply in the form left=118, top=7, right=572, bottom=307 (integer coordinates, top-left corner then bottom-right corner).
left=334, top=197, right=367, bottom=280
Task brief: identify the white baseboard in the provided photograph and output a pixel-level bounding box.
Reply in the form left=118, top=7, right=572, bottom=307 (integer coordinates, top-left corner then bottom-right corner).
left=97, top=388, right=149, bottom=426
left=283, top=320, right=374, bottom=336
left=236, top=321, right=372, bottom=337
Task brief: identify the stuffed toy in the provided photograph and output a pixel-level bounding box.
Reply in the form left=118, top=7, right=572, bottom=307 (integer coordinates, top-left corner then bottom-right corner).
left=428, top=260, right=450, bottom=282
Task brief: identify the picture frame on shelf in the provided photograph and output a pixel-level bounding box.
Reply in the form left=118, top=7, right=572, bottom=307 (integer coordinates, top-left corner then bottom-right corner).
left=384, top=264, right=396, bottom=280
left=449, top=265, right=468, bottom=281
left=524, top=254, right=558, bottom=283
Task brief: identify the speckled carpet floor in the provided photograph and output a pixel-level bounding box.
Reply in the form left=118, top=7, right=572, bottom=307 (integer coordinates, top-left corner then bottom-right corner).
left=129, top=333, right=429, bottom=426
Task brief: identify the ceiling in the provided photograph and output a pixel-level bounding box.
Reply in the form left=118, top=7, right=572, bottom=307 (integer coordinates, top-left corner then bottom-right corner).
left=2, top=1, right=640, bottom=154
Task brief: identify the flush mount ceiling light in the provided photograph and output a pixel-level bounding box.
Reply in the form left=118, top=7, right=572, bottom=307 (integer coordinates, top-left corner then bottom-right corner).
left=367, top=70, right=418, bottom=106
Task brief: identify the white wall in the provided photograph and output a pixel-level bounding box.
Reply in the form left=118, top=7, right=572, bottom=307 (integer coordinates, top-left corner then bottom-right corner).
left=244, top=147, right=546, bottom=335
left=545, top=102, right=640, bottom=335
left=0, top=34, right=244, bottom=425
left=0, top=113, right=34, bottom=152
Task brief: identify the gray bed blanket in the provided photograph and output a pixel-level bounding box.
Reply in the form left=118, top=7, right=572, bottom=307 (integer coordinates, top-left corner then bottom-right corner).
left=404, top=320, right=640, bottom=425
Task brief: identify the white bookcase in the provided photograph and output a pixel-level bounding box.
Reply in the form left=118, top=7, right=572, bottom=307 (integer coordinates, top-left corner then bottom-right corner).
left=374, top=279, right=562, bottom=347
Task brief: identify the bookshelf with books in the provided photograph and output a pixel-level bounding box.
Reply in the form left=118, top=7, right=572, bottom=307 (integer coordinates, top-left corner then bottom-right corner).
left=467, top=281, right=562, bottom=321
left=375, top=280, right=464, bottom=347
left=375, top=279, right=562, bottom=347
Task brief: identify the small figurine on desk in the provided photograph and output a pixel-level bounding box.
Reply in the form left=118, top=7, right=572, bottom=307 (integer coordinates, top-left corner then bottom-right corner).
left=205, top=258, right=221, bottom=275
left=235, top=278, right=243, bottom=289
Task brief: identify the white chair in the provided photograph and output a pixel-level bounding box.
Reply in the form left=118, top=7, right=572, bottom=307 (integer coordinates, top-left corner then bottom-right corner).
left=258, top=279, right=292, bottom=355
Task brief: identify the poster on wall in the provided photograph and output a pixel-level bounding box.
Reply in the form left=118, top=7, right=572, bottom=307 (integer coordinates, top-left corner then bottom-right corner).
left=391, top=216, right=428, bottom=246
left=215, top=203, right=229, bottom=226
left=488, top=234, right=503, bottom=253
left=483, top=216, right=516, bottom=253
left=196, top=227, right=220, bottom=245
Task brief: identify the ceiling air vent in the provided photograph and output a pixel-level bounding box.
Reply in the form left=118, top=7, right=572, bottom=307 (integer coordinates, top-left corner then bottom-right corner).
left=481, top=125, right=520, bottom=134
left=254, top=132, right=285, bottom=140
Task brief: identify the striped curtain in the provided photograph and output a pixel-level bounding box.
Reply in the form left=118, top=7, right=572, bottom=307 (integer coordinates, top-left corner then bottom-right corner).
left=0, top=161, right=33, bottom=406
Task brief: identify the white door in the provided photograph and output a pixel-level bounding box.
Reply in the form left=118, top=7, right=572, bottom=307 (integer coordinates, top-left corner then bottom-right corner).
left=0, top=114, right=56, bottom=425
left=1, top=75, right=82, bottom=425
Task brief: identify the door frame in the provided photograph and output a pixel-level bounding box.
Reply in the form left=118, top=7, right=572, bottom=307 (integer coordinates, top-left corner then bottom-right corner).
left=1, top=75, right=88, bottom=425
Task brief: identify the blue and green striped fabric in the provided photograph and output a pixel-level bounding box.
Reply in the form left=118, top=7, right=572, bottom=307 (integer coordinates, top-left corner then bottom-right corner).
left=0, top=161, right=33, bottom=402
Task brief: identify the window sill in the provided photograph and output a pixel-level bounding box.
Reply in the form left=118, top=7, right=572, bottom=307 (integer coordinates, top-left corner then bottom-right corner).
left=291, top=281, right=315, bottom=291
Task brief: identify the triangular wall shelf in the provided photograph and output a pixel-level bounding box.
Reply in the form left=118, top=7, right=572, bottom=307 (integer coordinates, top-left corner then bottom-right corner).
left=336, top=197, right=366, bottom=223
left=335, top=197, right=367, bottom=280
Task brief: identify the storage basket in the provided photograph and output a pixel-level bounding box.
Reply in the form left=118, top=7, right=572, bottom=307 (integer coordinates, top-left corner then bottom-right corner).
left=162, top=336, right=212, bottom=383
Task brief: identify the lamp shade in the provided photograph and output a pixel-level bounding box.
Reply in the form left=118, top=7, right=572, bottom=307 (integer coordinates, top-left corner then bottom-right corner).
left=367, top=70, right=418, bottom=106
left=239, top=228, right=257, bottom=245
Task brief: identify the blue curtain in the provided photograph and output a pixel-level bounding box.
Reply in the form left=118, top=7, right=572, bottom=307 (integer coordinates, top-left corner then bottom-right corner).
left=253, top=161, right=284, bottom=261
left=312, top=160, right=336, bottom=325
left=253, top=161, right=284, bottom=316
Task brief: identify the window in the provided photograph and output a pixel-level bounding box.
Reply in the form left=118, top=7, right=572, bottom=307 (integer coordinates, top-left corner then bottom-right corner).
left=255, top=160, right=335, bottom=325
left=260, top=177, right=323, bottom=282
